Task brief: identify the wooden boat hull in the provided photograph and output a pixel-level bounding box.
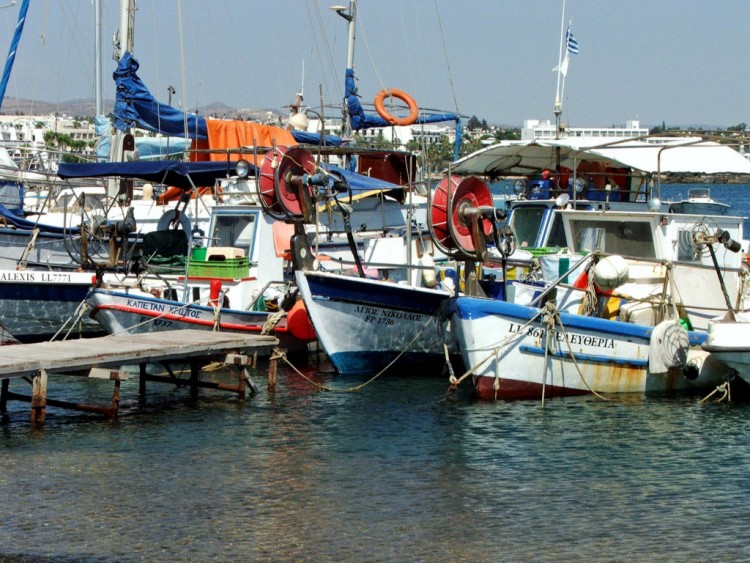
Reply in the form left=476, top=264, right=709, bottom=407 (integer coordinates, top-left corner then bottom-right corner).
left=87, top=288, right=314, bottom=353
left=453, top=296, right=723, bottom=400
left=295, top=270, right=456, bottom=375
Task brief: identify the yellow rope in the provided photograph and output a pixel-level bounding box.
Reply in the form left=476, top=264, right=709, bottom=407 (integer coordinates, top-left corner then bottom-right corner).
left=447, top=308, right=545, bottom=390
left=549, top=306, right=611, bottom=401
left=700, top=381, right=732, bottom=403
left=276, top=314, right=439, bottom=392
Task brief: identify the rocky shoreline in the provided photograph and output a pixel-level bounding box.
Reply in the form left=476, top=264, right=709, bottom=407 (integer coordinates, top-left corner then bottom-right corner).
left=661, top=173, right=750, bottom=184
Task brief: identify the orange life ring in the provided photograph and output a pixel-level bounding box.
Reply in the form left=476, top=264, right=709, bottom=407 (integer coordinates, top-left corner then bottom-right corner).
left=374, top=88, right=419, bottom=126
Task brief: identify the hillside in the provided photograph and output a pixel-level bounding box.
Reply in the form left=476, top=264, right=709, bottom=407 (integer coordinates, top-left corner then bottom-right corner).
left=0, top=97, right=283, bottom=122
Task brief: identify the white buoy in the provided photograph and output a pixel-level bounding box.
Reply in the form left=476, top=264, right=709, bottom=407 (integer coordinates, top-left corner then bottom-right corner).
left=592, top=255, right=630, bottom=291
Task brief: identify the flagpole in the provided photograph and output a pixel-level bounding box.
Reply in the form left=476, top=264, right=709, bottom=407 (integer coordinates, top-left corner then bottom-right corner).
left=554, top=0, right=566, bottom=138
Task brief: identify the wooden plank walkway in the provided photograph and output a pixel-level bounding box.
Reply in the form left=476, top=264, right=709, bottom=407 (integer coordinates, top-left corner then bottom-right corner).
left=0, top=330, right=278, bottom=379
left=0, top=330, right=280, bottom=423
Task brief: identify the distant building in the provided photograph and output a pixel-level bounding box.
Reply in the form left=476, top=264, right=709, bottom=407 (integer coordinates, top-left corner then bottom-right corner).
left=304, top=118, right=456, bottom=148
left=521, top=119, right=648, bottom=141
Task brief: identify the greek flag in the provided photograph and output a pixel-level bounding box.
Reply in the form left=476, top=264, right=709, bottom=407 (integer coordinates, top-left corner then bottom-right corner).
left=566, top=25, right=579, bottom=55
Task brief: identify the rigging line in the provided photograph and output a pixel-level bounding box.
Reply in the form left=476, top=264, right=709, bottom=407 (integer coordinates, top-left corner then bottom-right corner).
left=55, top=2, right=83, bottom=112
left=28, top=0, right=49, bottom=115
left=149, top=1, right=163, bottom=134
left=177, top=0, right=189, bottom=143
left=432, top=0, right=460, bottom=115
left=305, top=0, right=340, bottom=111
left=189, top=1, right=206, bottom=116
left=204, top=0, right=244, bottom=112
left=397, top=0, right=417, bottom=95
left=357, top=7, right=386, bottom=93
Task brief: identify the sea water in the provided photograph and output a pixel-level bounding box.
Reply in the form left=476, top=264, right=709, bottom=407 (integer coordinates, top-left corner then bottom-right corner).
left=2, top=184, right=750, bottom=561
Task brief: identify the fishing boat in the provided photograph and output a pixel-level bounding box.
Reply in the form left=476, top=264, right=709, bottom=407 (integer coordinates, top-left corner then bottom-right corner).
left=436, top=174, right=740, bottom=400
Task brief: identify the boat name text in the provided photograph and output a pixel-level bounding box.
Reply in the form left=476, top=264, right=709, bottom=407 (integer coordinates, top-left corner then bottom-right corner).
left=0, top=271, right=73, bottom=283
left=353, top=305, right=423, bottom=325
left=507, top=322, right=615, bottom=349
left=126, top=298, right=202, bottom=319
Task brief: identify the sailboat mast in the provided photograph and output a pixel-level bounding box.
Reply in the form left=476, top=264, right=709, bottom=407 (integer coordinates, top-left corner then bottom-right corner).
left=95, top=0, right=103, bottom=115
left=553, top=0, right=566, bottom=137
left=345, top=0, right=357, bottom=70
left=0, top=0, right=31, bottom=112
left=335, top=0, right=357, bottom=139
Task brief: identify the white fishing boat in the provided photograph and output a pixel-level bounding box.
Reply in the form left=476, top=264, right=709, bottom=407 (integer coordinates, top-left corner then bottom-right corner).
left=703, top=313, right=750, bottom=384
left=668, top=187, right=730, bottom=216
left=437, top=174, right=741, bottom=400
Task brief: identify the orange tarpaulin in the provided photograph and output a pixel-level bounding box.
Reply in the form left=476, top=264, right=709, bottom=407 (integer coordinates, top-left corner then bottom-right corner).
left=204, top=119, right=297, bottom=162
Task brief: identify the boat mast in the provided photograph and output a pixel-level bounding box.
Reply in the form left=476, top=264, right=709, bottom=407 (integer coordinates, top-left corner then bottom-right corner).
left=0, top=0, right=31, bottom=112
left=107, top=0, right=135, bottom=196
left=95, top=0, right=103, bottom=115
left=333, top=1, right=357, bottom=139
left=553, top=0, right=566, bottom=138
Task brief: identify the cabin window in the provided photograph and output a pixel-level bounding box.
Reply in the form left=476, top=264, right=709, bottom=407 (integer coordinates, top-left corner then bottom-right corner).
left=211, top=213, right=257, bottom=258
left=546, top=213, right=567, bottom=248
left=570, top=219, right=655, bottom=258
left=510, top=207, right=546, bottom=247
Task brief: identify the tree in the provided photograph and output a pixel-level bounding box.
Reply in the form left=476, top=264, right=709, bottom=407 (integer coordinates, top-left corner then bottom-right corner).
left=728, top=123, right=747, bottom=132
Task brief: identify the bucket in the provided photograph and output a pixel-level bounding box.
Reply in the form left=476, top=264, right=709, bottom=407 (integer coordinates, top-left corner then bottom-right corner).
left=191, top=247, right=207, bottom=261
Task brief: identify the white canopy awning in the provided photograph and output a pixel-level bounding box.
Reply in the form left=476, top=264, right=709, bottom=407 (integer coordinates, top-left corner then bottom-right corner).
left=450, top=138, right=750, bottom=177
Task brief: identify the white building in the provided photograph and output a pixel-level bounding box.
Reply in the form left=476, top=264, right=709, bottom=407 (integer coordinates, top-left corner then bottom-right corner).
left=521, top=119, right=648, bottom=141
left=302, top=118, right=455, bottom=149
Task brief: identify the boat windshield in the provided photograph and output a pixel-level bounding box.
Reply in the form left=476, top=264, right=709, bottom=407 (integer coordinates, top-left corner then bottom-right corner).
left=569, top=218, right=656, bottom=258
left=509, top=206, right=546, bottom=247
left=210, top=211, right=258, bottom=260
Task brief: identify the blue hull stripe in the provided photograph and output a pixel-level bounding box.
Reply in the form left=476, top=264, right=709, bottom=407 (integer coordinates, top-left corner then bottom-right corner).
left=306, top=274, right=449, bottom=314
left=519, top=345, right=648, bottom=367
left=455, top=296, right=706, bottom=344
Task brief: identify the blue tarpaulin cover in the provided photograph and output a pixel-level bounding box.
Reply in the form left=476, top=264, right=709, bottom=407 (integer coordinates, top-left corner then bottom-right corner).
left=58, top=160, right=240, bottom=190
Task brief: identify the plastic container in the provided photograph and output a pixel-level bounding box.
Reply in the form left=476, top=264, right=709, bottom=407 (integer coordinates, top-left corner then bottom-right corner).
left=188, top=256, right=250, bottom=279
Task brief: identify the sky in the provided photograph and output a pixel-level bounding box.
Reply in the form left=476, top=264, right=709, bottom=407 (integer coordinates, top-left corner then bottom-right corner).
left=1, top=0, right=749, bottom=130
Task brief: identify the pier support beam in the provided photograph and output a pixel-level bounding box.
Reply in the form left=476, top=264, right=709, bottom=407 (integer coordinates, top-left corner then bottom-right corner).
left=31, top=369, right=48, bottom=424
left=1, top=378, right=8, bottom=414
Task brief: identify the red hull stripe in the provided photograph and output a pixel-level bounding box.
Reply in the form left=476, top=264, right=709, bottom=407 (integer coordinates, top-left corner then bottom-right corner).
left=473, top=375, right=589, bottom=400
left=91, top=304, right=289, bottom=333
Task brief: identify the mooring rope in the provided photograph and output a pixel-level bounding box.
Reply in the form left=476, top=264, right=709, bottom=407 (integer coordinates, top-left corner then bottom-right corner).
left=548, top=306, right=610, bottom=401
left=446, top=307, right=546, bottom=394
left=50, top=298, right=91, bottom=342
left=701, top=381, right=732, bottom=404
left=276, top=313, right=439, bottom=392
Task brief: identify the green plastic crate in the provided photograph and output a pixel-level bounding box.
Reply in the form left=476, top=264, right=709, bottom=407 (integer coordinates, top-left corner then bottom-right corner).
left=188, top=256, right=250, bottom=279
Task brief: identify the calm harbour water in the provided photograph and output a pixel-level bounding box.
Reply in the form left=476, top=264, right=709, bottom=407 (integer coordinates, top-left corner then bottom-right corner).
left=2, top=184, right=750, bottom=561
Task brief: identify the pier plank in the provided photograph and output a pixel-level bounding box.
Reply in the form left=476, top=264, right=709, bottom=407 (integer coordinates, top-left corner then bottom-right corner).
left=0, top=330, right=278, bottom=379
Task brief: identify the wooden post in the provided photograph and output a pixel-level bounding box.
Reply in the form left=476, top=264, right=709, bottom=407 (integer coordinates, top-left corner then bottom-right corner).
left=268, top=351, right=277, bottom=393
left=139, top=363, right=147, bottom=399
left=190, top=361, right=200, bottom=398
left=1, top=379, right=8, bottom=414
left=111, top=379, right=121, bottom=418
left=31, top=369, right=48, bottom=424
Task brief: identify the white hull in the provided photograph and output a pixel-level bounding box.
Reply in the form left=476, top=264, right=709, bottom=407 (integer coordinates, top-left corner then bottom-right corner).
left=296, top=270, right=455, bottom=375
left=454, top=296, right=726, bottom=400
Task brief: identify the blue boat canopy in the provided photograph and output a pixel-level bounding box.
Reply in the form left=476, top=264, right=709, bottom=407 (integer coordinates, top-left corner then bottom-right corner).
left=58, top=160, right=241, bottom=190
left=57, top=159, right=404, bottom=198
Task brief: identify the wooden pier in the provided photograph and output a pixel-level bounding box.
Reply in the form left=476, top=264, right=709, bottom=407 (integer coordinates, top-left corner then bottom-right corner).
left=0, top=330, right=279, bottom=423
